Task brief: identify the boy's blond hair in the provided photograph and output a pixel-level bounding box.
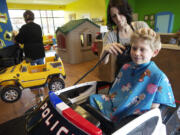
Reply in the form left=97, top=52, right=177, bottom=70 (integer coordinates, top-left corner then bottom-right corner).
left=131, top=28, right=161, bottom=51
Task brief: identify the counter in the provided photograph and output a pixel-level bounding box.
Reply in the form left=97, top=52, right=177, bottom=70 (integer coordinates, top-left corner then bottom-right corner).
left=162, top=44, right=180, bottom=50
left=153, top=45, right=180, bottom=100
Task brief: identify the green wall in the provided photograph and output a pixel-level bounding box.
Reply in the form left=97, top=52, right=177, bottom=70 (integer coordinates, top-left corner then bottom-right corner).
left=134, top=0, right=180, bottom=32
left=128, top=0, right=135, bottom=12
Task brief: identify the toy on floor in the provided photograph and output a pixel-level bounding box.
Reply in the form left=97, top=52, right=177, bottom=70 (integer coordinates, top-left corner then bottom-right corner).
left=0, top=54, right=66, bottom=103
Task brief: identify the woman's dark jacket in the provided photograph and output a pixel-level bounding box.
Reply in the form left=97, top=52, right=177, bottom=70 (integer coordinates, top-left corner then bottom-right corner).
left=15, top=22, right=45, bottom=60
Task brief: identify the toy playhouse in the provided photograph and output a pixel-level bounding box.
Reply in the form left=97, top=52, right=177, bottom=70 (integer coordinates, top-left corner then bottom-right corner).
left=56, top=19, right=100, bottom=64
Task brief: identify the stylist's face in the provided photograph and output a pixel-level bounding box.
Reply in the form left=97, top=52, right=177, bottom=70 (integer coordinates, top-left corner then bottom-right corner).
left=110, top=7, right=127, bottom=27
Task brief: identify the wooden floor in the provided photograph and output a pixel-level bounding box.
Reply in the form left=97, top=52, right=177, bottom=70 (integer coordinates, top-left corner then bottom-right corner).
left=0, top=58, right=101, bottom=124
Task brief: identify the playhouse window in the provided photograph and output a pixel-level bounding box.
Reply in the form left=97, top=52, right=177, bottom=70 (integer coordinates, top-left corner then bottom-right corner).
left=57, top=34, right=66, bottom=49
left=87, top=34, right=92, bottom=46
left=80, top=34, right=84, bottom=47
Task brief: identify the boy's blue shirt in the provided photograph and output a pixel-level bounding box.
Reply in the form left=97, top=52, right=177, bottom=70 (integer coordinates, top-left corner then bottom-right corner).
left=89, top=61, right=176, bottom=122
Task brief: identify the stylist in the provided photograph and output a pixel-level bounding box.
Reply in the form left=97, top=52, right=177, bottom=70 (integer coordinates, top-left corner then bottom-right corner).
left=14, top=10, right=45, bottom=65
left=101, top=0, right=149, bottom=76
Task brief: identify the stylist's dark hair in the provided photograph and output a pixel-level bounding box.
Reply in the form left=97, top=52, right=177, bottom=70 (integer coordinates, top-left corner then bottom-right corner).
left=23, top=10, right=34, bottom=22
left=107, top=0, right=133, bottom=30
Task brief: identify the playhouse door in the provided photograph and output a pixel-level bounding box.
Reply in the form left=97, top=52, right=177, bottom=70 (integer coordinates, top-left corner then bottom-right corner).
left=155, top=12, right=174, bottom=33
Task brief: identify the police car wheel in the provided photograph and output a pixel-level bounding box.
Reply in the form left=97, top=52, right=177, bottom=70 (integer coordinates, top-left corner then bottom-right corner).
left=48, top=78, right=65, bottom=92
left=1, top=85, right=22, bottom=103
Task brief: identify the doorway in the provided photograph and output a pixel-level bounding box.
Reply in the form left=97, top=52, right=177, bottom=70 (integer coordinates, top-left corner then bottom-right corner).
left=155, top=11, right=174, bottom=33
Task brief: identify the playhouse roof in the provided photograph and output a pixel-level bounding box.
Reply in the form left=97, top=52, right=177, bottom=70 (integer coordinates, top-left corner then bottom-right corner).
left=56, top=19, right=100, bottom=35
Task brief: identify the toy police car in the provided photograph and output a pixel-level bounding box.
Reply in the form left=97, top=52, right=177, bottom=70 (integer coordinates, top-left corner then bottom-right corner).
left=25, top=81, right=180, bottom=135
left=0, top=55, right=66, bottom=103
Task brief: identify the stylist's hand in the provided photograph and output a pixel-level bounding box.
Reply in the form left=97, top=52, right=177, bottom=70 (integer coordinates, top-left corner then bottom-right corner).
left=103, top=43, right=126, bottom=56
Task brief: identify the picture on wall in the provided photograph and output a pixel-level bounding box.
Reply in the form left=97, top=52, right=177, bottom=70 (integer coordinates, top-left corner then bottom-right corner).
left=144, top=14, right=155, bottom=29
left=150, top=21, right=154, bottom=26
left=144, top=15, right=149, bottom=21
left=150, top=15, right=154, bottom=21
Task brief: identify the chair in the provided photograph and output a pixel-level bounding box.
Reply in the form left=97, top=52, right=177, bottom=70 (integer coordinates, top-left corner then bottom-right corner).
left=0, top=44, right=23, bottom=70
left=79, top=81, right=174, bottom=134
left=58, top=79, right=177, bottom=134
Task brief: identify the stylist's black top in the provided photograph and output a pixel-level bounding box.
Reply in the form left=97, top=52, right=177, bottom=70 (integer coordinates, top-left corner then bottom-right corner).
left=15, top=22, right=45, bottom=60
left=115, top=26, right=133, bottom=77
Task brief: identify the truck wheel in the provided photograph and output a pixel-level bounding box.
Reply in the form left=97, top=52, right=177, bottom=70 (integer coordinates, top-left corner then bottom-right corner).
left=1, top=85, right=22, bottom=103
left=48, top=78, right=65, bottom=92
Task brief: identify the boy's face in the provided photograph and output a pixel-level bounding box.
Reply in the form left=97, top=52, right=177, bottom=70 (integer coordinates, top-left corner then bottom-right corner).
left=131, top=38, right=158, bottom=65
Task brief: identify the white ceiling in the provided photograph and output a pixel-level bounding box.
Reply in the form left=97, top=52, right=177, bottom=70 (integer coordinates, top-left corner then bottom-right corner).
left=6, top=0, right=78, bottom=5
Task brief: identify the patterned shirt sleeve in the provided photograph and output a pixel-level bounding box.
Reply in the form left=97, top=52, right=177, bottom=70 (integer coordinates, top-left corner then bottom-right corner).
left=153, top=74, right=176, bottom=107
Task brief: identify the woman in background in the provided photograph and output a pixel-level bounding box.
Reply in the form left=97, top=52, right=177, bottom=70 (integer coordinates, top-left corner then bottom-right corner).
left=14, top=10, right=45, bottom=65
left=101, top=0, right=149, bottom=77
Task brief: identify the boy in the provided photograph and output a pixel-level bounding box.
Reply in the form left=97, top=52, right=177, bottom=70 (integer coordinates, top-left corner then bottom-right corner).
left=89, top=28, right=176, bottom=122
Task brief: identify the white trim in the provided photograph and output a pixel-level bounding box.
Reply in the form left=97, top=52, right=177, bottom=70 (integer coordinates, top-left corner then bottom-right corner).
left=112, top=108, right=166, bottom=135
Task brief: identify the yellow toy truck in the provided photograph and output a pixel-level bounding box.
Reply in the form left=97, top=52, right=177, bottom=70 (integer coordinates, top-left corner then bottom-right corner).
left=0, top=54, right=66, bottom=103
